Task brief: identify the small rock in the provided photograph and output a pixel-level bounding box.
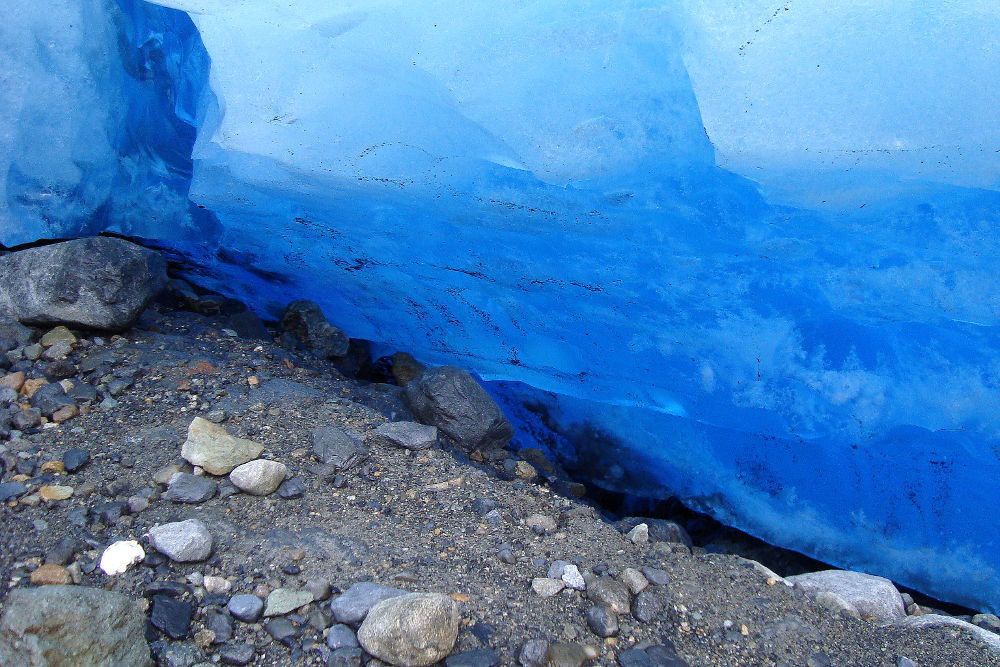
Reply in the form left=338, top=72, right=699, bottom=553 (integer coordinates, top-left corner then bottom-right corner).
left=40, top=460, right=65, bottom=474
left=329, top=647, right=364, bottom=667
left=228, top=594, right=265, bottom=622
left=163, top=472, right=218, bottom=503
left=620, top=568, right=649, bottom=595
left=181, top=417, right=263, bottom=475
left=973, top=613, right=1000, bottom=634
left=640, top=567, right=670, bottom=586
left=562, top=565, right=586, bottom=591
left=519, top=639, right=550, bottom=667
left=514, top=461, right=537, bottom=479
left=471, top=498, right=497, bottom=517
left=587, top=578, right=631, bottom=614
left=30, top=563, right=72, bottom=586
left=38, top=484, right=73, bottom=501
left=896, top=658, right=917, bottom=667
left=278, top=477, right=306, bottom=498
left=264, top=588, right=314, bottom=617
left=157, top=642, right=206, bottom=667
left=373, top=421, right=438, bottom=450
left=205, top=610, right=234, bottom=643
left=329, top=582, right=407, bottom=625
left=218, top=644, right=256, bottom=665
left=99, top=540, right=146, bottom=575
left=150, top=594, right=194, bottom=639
left=281, top=300, right=350, bottom=359
left=632, top=590, right=665, bottom=624
left=585, top=605, right=619, bottom=638
left=327, top=623, right=360, bottom=650
left=446, top=649, right=501, bottom=667
left=0, top=371, right=25, bottom=392
left=531, top=578, right=565, bottom=598
left=0, top=481, right=28, bottom=501
left=626, top=523, right=649, bottom=545
left=357, top=593, right=461, bottom=667
left=40, top=326, right=77, bottom=348
left=265, top=617, right=299, bottom=644
left=525, top=514, right=557, bottom=533
left=306, top=578, right=332, bottom=601
left=312, top=426, right=368, bottom=470
left=546, top=643, right=596, bottom=667
left=204, top=576, right=232, bottom=595
left=148, top=519, right=213, bottom=562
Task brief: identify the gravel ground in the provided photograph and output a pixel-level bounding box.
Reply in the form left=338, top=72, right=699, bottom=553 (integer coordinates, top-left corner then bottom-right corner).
left=0, top=302, right=997, bottom=667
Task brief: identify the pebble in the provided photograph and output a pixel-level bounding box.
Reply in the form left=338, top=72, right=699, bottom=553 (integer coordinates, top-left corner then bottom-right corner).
left=228, top=594, right=265, bottom=622
left=327, top=623, right=360, bottom=650
left=150, top=594, right=194, bottom=639
left=585, top=605, right=619, bottom=638
left=547, top=561, right=571, bottom=579
left=519, top=639, right=549, bottom=667
left=531, top=577, right=565, bottom=598
left=264, top=588, right=314, bottom=617
left=45, top=536, right=79, bottom=565
left=446, top=649, right=501, bottom=667
left=514, top=461, right=537, bottom=479
left=626, top=523, right=649, bottom=544
left=265, top=617, right=299, bottom=644
left=471, top=498, right=497, bottom=517
left=306, top=578, right=331, bottom=601
left=640, top=567, right=670, bottom=586
left=328, top=647, right=364, bottom=667
left=0, top=481, right=28, bottom=501
left=218, top=644, right=255, bottom=666
left=29, top=563, right=72, bottom=585
left=632, top=590, right=665, bottom=624
left=148, top=519, right=213, bottom=562
left=40, top=326, right=76, bottom=347
left=587, top=578, right=631, bottom=614
left=163, top=472, right=218, bottom=503
left=546, top=643, right=596, bottom=667
left=39, top=460, right=65, bottom=474
left=562, top=565, right=586, bottom=591
left=374, top=421, right=439, bottom=450
left=181, top=417, right=264, bottom=475
left=357, top=593, right=461, bottom=667
left=229, top=459, right=288, bottom=496
left=204, top=575, right=232, bottom=595
left=329, top=582, right=407, bottom=625
left=620, top=568, right=649, bottom=595
left=525, top=514, right=557, bottom=533
left=205, top=610, right=234, bottom=643
left=99, top=540, right=146, bottom=575
left=277, top=477, right=306, bottom=498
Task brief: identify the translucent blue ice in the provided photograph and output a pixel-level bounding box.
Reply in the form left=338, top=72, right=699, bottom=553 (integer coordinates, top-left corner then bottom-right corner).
left=2, top=0, right=998, bottom=611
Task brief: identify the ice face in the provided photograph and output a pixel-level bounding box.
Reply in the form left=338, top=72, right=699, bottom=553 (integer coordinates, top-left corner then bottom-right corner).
left=2, top=0, right=999, bottom=611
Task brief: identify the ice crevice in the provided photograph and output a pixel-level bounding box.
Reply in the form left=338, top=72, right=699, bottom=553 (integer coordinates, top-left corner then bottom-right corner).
left=2, top=0, right=999, bottom=612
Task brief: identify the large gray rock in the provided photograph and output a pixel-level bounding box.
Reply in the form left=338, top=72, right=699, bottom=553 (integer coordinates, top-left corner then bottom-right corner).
left=0, top=585, right=151, bottom=666
left=329, top=582, right=407, bottom=625
left=181, top=417, right=264, bottom=475
left=357, top=593, right=461, bottom=667
left=148, top=519, right=213, bottom=563
left=281, top=300, right=349, bottom=359
left=786, top=570, right=905, bottom=624
left=897, top=614, right=1000, bottom=654
left=403, top=366, right=513, bottom=451
left=229, top=459, right=287, bottom=496
left=0, top=237, right=166, bottom=331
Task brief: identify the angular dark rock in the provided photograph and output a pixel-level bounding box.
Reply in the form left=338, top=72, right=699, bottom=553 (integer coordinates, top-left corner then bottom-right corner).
left=403, top=365, right=514, bottom=451
left=163, top=472, right=218, bottom=503
left=150, top=594, right=193, bottom=639
left=63, top=447, right=91, bottom=472
left=281, top=300, right=349, bottom=358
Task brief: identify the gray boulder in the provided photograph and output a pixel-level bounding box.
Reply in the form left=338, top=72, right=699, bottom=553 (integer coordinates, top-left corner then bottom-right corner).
left=357, top=593, right=461, bottom=667
left=0, top=237, right=166, bottom=331
left=281, top=300, right=349, bottom=358
left=786, top=570, right=905, bottom=624
left=0, top=585, right=151, bottom=666
left=403, top=366, right=513, bottom=451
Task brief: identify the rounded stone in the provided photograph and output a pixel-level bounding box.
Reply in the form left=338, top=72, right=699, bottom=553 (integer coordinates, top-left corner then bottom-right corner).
left=229, top=459, right=288, bottom=496
left=148, top=519, right=213, bottom=563
left=358, top=593, right=461, bottom=667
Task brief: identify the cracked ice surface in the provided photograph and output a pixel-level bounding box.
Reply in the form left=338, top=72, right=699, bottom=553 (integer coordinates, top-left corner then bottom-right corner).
left=3, top=0, right=1000, bottom=610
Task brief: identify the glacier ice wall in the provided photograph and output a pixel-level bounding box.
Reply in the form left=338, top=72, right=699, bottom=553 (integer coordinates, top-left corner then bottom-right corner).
left=2, top=0, right=999, bottom=611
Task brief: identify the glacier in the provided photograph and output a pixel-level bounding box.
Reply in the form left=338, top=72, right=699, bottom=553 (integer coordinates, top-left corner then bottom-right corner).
left=2, top=0, right=999, bottom=611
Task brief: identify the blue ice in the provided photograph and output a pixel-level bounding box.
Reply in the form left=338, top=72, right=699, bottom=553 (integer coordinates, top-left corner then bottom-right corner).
left=2, top=0, right=999, bottom=611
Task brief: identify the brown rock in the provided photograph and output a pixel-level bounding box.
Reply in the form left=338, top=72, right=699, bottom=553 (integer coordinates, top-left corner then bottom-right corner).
left=39, top=485, right=74, bottom=501
left=0, top=372, right=25, bottom=392
left=51, top=405, right=79, bottom=424
left=21, top=378, right=48, bottom=398
left=40, top=326, right=77, bottom=348
left=30, top=564, right=72, bottom=586
left=40, top=461, right=65, bottom=474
